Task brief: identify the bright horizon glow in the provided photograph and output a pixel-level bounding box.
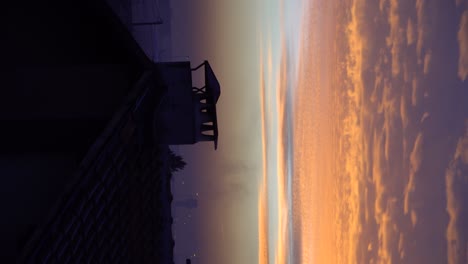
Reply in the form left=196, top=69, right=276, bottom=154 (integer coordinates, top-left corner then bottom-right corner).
left=258, top=0, right=305, bottom=263
left=258, top=39, right=269, bottom=264
left=258, top=0, right=347, bottom=262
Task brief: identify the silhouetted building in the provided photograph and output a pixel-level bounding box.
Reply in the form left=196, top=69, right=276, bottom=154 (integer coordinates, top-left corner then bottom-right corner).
left=0, top=0, right=220, bottom=262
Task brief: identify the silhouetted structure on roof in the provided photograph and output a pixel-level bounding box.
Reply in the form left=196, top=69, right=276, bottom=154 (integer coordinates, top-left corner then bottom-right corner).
left=0, top=0, right=220, bottom=262
left=156, top=61, right=221, bottom=149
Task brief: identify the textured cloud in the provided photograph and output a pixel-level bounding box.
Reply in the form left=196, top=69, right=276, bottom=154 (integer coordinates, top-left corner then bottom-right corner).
left=411, top=77, right=419, bottom=107
left=379, top=0, right=387, bottom=13
left=415, top=0, right=426, bottom=62
left=386, top=0, right=404, bottom=77
left=373, top=131, right=386, bottom=221
left=372, top=97, right=401, bottom=263
left=382, top=81, right=399, bottom=161
left=458, top=11, right=468, bottom=81
left=376, top=197, right=400, bottom=264
left=324, top=0, right=466, bottom=263
left=445, top=121, right=468, bottom=264
left=423, top=50, right=432, bottom=75
left=258, top=50, right=269, bottom=264
left=338, top=0, right=367, bottom=262
left=400, top=95, right=409, bottom=129
left=404, top=132, right=424, bottom=215
left=420, top=112, right=430, bottom=124
left=406, top=19, right=415, bottom=46
left=415, top=0, right=436, bottom=66
left=410, top=210, right=418, bottom=227
left=398, top=233, right=406, bottom=259
left=410, top=133, right=424, bottom=176
left=257, top=182, right=269, bottom=264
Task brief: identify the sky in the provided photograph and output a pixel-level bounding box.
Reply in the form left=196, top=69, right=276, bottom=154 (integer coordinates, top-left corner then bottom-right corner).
left=168, top=0, right=468, bottom=263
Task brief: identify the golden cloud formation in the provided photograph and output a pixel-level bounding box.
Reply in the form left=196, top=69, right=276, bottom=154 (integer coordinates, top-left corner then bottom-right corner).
left=406, top=19, right=416, bottom=46
left=404, top=132, right=424, bottom=215
left=420, top=112, right=430, bottom=124
left=445, top=121, right=468, bottom=264
left=457, top=11, right=468, bottom=81
left=386, top=0, right=404, bottom=77
left=411, top=77, right=419, bottom=107
left=415, top=0, right=437, bottom=67
left=423, top=50, right=432, bottom=75
left=400, top=95, right=409, bottom=130
left=258, top=43, right=269, bottom=264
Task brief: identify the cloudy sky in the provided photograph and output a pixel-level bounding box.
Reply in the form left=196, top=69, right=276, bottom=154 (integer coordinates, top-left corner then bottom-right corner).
left=169, top=0, right=468, bottom=263
left=318, top=0, right=468, bottom=263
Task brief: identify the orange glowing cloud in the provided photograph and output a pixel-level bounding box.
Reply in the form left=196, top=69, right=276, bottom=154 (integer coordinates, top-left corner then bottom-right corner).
left=258, top=42, right=269, bottom=264
left=274, top=35, right=289, bottom=264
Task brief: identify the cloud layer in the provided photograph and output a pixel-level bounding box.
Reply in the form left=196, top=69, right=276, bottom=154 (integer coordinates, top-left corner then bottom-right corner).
left=445, top=121, right=468, bottom=264
left=319, top=0, right=468, bottom=263
left=458, top=10, right=468, bottom=81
